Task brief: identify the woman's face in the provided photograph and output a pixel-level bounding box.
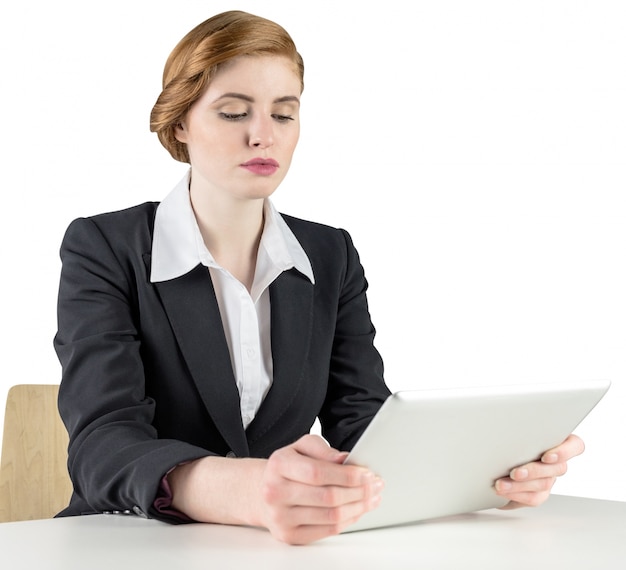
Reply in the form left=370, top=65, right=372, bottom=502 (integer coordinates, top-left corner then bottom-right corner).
left=175, top=55, right=301, bottom=202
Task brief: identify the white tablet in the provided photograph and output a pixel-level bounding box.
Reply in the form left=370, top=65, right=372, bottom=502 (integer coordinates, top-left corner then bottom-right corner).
left=342, top=379, right=610, bottom=532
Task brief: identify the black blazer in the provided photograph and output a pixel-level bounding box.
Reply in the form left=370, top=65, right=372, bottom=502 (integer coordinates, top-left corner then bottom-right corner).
left=54, top=202, right=390, bottom=521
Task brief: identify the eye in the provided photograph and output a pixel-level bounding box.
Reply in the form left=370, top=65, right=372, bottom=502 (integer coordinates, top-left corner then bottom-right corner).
left=272, top=114, right=295, bottom=123
left=219, top=112, right=248, bottom=121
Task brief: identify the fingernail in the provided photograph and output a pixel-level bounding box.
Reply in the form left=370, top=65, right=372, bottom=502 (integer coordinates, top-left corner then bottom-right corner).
left=369, top=494, right=382, bottom=509
left=335, top=451, right=350, bottom=462
left=496, top=480, right=512, bottom=492
left=373, top=477, right=384, bottom=493
left=361, top=470, right=375, bottom=485
left=512, top=468, right=528, bottom=480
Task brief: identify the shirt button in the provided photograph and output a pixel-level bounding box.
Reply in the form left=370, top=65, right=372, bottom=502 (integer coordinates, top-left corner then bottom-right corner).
left=246, top=348, right=256, bottom=359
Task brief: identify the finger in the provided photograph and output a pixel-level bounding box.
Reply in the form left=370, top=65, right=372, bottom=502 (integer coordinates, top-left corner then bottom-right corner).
left=508, top=459, right=568, bottom=483
left=290, top=434, right=347, bottom=462
left=287, top=435, right=362, bottom=476
left=272, top=513, right=365, bottom=545
left=541, top=434, right=585, bottom=464
left=496, top=489, right=552, bottom=508
left=269, top=441, right=373, bottom=489
left=499, top=499, right=538, bottom=511
left=495, top=475, right=557, bottom=496
left=268, top=490, right=383, bottom=544
left=273, top=523, right=341, bottom=545
left=267, top=475, right=383, bottom=508
left=275, top=492, right=382, bottom=529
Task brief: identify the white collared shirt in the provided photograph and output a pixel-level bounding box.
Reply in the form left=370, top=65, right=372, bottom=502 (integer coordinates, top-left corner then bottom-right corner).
left=151, top=171, right=315, bottom=429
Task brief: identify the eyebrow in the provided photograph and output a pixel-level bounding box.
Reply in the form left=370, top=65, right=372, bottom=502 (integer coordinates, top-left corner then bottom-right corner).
left=212, top=92, right=300, bottom=105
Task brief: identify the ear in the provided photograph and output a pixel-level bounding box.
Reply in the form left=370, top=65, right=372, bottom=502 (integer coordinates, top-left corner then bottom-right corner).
left=174, top=122, right=188, bottom=143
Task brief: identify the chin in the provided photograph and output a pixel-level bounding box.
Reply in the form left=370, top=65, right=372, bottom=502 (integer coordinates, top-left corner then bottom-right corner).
left=238, top=183, right=281, bottom=201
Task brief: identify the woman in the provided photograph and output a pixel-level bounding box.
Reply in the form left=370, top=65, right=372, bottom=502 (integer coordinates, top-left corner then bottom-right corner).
left=54, top=10, right=584, bottom=545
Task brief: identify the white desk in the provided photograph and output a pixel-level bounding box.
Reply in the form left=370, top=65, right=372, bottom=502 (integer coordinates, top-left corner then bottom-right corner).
left=1, top=495, right=624, bottom=569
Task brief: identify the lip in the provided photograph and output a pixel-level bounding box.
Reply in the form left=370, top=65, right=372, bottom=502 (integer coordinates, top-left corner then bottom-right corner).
left=240, top=157, right=280, bottom=176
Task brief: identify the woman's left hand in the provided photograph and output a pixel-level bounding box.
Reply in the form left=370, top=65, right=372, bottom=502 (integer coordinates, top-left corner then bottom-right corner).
left=495, top=434, right=585, bottom=509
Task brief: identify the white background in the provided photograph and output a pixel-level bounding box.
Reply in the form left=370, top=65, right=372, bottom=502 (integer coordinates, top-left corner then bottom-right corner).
left=1, top=1, right=624, bottom=502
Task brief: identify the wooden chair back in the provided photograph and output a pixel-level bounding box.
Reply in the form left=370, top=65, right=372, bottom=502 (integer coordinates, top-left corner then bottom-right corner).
left=0, top=384, right=73, bottom=522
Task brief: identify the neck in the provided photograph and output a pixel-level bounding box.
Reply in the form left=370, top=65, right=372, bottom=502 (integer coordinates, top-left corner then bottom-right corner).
left=189, top=180, right=265, bottom=291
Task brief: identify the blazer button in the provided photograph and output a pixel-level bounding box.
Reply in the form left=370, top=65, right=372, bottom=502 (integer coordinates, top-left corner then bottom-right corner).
left=132, top=505, right=148, bottom=518
left=226, top=451, right=237, bottom=458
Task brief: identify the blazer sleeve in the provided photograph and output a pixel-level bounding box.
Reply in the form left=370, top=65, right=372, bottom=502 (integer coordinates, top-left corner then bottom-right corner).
left=317, top=228, right=391, bottom=451
left=54, top=216, right=212, bottom=521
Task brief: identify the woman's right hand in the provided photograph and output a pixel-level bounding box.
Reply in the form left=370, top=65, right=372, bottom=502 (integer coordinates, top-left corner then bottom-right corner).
left=259, top=434, right=383, bottom=544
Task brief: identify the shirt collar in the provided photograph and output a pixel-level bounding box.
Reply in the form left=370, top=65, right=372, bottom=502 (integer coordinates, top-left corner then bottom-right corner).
left=150, top=170, right=315, bottom=285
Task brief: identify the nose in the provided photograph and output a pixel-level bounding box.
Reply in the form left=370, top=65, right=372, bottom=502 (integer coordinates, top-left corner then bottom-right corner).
left=248, top=116, right=274, bottom=149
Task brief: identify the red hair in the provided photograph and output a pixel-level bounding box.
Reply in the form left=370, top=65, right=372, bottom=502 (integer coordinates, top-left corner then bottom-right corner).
left=150, top=11, right=304, bottom=163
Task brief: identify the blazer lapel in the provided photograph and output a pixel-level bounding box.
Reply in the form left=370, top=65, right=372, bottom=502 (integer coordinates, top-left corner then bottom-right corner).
left=148, top=260, right=249, bottom=457
left=246, top=268, right=314, bottom=442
